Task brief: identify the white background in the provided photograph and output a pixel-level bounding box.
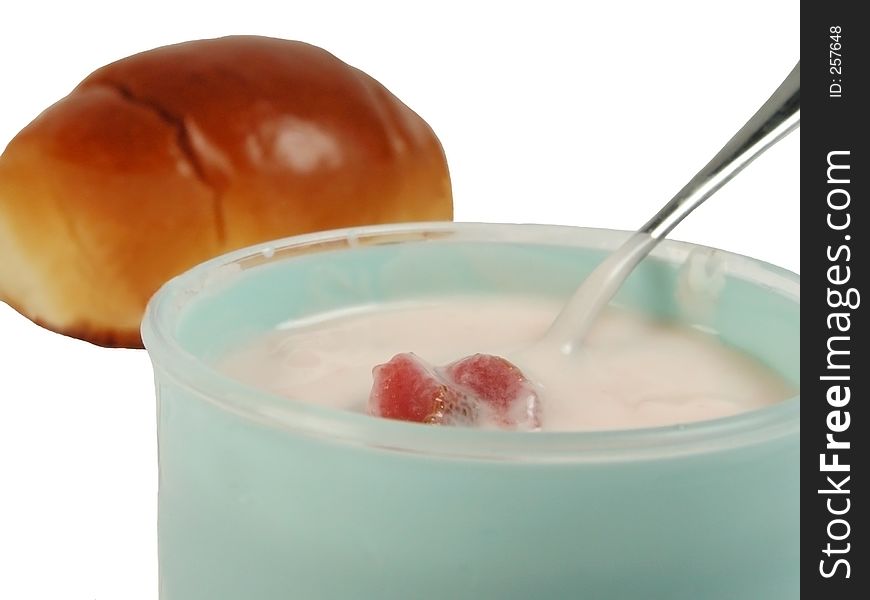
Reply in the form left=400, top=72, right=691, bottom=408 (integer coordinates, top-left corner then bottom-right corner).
left=0, top=1, right=799, bottom=598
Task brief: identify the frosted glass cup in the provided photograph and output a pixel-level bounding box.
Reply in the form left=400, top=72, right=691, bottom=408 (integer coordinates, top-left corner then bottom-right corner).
left=141, top=223, right=800, bottom=600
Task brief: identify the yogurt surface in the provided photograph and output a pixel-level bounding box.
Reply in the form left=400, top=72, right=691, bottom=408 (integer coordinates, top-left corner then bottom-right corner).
left=217, top=296, right=794, bottom=431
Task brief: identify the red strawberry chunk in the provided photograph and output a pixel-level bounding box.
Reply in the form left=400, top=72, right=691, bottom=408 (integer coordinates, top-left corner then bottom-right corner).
left=369, top=353, right=477, bottom=425
left=446, top=354, right=528, bottom=411
left=446, top=354, right=540, bottom=428
left=369, top=352, right=540, bottom=430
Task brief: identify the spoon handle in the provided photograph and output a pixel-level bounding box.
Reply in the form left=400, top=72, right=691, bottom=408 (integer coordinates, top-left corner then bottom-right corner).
left=641, top=62, right=800, bottom=239
left=544, top=62, right=800, bottom=354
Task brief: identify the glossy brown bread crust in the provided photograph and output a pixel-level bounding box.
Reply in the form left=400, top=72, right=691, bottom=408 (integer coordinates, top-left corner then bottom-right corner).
left=0, top=36, right=452, bottom=348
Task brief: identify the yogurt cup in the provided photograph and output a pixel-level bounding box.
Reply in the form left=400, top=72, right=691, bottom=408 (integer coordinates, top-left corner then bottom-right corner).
left=142, top=223, right=800, bottom=600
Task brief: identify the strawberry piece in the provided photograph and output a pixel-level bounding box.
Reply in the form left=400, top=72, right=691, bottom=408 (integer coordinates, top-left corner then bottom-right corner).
left=445, top=354, right=540, bottom=428
left=369, top=352, right=541, bottom=430
left=369, top=353, right=477, bottom=425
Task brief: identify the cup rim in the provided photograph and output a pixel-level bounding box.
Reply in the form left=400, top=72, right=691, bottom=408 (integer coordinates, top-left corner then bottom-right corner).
left=141, top=222, right=800, bottom=463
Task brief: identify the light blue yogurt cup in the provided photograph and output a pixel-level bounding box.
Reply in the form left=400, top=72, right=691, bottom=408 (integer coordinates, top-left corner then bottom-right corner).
left=141, top=223, right=800, bottom=600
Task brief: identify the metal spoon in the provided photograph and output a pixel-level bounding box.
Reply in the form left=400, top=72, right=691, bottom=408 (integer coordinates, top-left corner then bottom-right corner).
left=544, top=62, right=800, bottom=355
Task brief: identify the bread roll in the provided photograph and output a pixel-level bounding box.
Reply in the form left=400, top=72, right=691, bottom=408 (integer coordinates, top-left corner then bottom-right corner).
left=0, top=36, right=452, bottom=348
